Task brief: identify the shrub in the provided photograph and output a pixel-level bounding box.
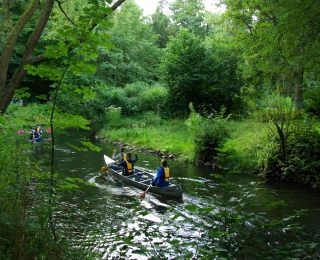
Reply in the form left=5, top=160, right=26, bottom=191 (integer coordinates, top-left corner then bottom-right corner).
left=259, top=118, right=320, bottom=187
left=105, top=105, right=121, bottom=128
left=185, top=103, right=230, bottom=163
left=303, top=85, right=320, bottom=117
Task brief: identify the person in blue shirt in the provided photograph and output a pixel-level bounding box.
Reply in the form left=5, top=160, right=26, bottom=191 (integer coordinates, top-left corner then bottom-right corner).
left=152, top=159, right=171, bottom=187
left=116, top=150, right=138, bottom=176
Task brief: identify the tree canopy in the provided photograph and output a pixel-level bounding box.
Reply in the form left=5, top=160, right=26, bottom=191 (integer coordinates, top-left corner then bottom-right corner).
left=0, top=0, right=126, bottom=114
left=221, top=0, right=320, bottom=108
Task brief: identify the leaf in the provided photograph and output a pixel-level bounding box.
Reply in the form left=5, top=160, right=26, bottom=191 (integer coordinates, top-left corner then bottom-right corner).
left=215, top=248, right=228, bottom=252
left=199, top=207, right=215, bottom=213
left=169, top=240, right=180, bottom=245
left=211, top=173, right=224, bottom=179
left=185, top=205, right=197, bottom=211
left=80, top=141, right=102, bottom=152
left=171, top=214, right=182, bottom=220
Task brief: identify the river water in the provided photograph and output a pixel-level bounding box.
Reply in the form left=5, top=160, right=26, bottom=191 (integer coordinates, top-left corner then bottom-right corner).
left=48, top=135, right=320, bottom=259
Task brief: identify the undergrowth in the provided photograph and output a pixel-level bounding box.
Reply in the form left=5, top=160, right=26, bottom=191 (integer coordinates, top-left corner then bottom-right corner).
left=99, top=114, right=270, bottom=172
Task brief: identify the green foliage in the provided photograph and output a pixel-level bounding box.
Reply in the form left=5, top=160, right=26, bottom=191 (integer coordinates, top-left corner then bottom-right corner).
left=140, top=111, right=161, bottom=127
left=96, top=0, right=162, bottom=87
left=105, top=105, right=122, bottom=128
left=303, top=85, right=320, bottom=117
left=85, top=82, right=169, bottom=129
left=252, top=93, right=298, bottom=165
left=53, top=81, right=169, bottom=130
left=161, top=28, right=213, bottom=116
left=99, top=116, right=194, bottom=160
left=259, top=119, right=320, bottom=186
left=245, top=93, right=320, bottom=185
left=223, top=119, right=269, bottom=173
left=0, top=115, right=92, bottom=259
left=161, top=27, right=242, bottom=116
left=222, top=0, right=320, bottom=109
left=185, top=103, right=230, bottom=163
left=13, top=87, right=31, bottom=99
left=170, top=0, right=207, bottom=38
left=151, top=6, right=176, bottom=48
left=254, top=93, right=297, bottom=123
left=7, top=103, right=52, bottom=128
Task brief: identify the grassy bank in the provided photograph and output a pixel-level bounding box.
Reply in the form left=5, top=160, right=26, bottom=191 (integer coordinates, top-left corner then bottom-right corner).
left=224, top=120, right=269, bottom=173
left=98, top=116, right=270, bottom=173
left=98, top=117, right=196, bottom=162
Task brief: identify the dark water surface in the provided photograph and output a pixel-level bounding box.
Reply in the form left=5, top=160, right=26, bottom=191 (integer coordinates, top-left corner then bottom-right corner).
left=51, top=135, right=320, bottom=259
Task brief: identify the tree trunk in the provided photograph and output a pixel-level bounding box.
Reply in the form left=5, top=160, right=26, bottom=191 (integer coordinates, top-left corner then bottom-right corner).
left=0, top=0, right=126, bottom=114
left=274, top=122, right=286, bottom=162
left=0, top=0, right=55, bottom=114
left=294, top=68, right=304, bottom=110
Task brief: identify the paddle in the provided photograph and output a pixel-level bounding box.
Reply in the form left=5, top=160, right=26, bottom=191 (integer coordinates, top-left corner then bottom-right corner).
left=99, top=165, right=111, bottom=173
left=139, top=183, right=152, bottom=199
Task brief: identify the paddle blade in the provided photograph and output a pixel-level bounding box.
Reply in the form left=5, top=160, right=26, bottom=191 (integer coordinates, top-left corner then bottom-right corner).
left=139, top=191, right=146, bottom=199
left=99, top=165, right=110, bottom=173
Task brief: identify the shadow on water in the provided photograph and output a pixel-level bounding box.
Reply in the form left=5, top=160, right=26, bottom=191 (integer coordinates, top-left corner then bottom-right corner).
left=51, top=134, right=320, bottom=259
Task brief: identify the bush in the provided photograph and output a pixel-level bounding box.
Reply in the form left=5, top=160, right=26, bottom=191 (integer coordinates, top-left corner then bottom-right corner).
left=303, top=86, right=320, bottom=117
left=185, top=103, right=230, bottom=163
left=105, top=105, right=122, bottom=128
left=259, top=118, right=320, bottom=187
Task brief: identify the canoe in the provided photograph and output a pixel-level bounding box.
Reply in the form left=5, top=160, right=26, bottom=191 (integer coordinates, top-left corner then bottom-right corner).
left=26, top=135, right=42, bottom=144
left=103, top=155, right=183, bottom=199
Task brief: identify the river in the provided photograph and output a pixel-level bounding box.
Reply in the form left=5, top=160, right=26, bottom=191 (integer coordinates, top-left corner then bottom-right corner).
left=46, top=135, right=320, bottom=259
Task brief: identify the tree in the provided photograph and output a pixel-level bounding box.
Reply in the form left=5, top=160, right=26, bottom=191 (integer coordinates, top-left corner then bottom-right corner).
left=170, top=0, right=207, bottom=38
left=161, top=27, right=242, bottom=116
left=221, top=0, right=320, bottom=109
left=96, top=0, right=161, bottom=87
left=0, top=0, right=126, bottom=114
left=151, top=1, right=176, bottom=48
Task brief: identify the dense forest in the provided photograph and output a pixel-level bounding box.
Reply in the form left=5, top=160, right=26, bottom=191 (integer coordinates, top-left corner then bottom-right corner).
left=2, top=0, right=320, bottom=184
left=1, top=0, right=320, bottom=258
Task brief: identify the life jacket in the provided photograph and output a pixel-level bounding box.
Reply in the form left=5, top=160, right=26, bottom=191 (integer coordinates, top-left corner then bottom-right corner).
left=125, top=160, right=133, bottom=174
left=36, top=126, right=41, bottom=134
left=162, top=167, right=170, bottom=182
left=121, top=153, right=127, bottom=161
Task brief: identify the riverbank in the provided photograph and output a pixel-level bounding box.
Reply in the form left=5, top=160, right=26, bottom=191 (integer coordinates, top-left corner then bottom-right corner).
left=96, top=117, right=269, bottom=174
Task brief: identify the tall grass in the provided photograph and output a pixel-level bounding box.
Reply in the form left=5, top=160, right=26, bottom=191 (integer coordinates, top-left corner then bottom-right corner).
left=224, top=119, right=269, bottom=172
left=99, top=116, right=195, bottom=161
left=100, top=115, right=270, bottom=172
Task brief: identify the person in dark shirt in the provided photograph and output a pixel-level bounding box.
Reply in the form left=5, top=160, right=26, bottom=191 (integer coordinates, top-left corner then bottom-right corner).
left=116, top=150, right=138, bottom=176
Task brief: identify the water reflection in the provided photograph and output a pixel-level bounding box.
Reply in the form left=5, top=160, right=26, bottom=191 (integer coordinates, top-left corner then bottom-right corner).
left=52, top=135, right=320, bottom=259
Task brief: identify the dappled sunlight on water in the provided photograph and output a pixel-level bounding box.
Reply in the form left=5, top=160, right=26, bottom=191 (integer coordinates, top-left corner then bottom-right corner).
left=51, top=136, right=320, bottom=259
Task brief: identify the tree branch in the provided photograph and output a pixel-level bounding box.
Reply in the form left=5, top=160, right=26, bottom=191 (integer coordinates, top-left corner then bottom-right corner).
left=0, top=0, right=40, bottom=94
left=56, top=0, right=77, bottom=27
left=3, top=0, right=13, bottom=31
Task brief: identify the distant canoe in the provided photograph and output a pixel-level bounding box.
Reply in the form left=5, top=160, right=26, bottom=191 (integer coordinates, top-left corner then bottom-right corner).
left=102, top=155, right=183, bottom=199
left=26, top=135, right=42, bottom=144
